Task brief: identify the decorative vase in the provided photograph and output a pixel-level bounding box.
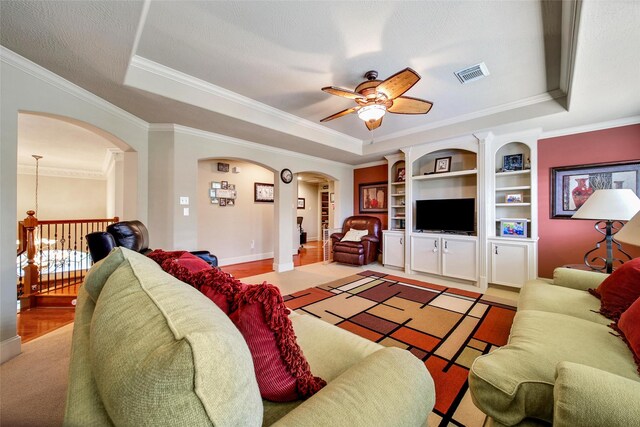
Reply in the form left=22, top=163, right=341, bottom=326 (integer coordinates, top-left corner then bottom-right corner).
left=572, top=178, right=593, bottom=209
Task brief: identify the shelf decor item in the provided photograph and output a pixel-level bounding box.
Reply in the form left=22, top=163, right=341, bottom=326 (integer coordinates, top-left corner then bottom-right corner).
left=551, top=160, right=640, bottom=218
left=254, top=182, right=274, bottom=203
left=359, top=182, right=387, bottom=213
left=502, top=154, right=523, bottom=171
left=434, top=157, right=451, bottom=174
left=500, top=219, right=527, bottom=238
left=505, top=193, right=523, bottom=203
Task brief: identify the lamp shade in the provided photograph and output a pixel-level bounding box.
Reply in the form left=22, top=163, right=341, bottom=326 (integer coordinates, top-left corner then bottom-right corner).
left=572, top=189, right=640, bottom=221
left=616, top=211, right=640, bottom=246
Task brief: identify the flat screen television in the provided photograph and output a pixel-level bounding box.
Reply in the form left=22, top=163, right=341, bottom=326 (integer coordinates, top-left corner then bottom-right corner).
left=415, top=198, right=475, bottom=234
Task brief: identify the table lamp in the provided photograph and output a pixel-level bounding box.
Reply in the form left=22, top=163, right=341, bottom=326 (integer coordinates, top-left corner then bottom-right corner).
left=616, top=210, right=640, bottom=247
left=572, top=189, right=640, bottom=273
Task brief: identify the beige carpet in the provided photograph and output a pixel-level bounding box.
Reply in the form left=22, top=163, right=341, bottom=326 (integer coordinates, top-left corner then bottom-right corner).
left=0, top=323, right=73, bottom=427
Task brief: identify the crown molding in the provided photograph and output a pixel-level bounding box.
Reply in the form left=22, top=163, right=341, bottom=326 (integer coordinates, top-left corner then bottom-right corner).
left=127, top=56, right=362, bottom=154
left=540, top=115, right=640, bottom=139
left=353, top=160, right=387, bottom=169
left=375, top=90, right=566, bottom=143
left=18, top=164, right=106, bottom=180
left=149, top=123, right=353, bottom=167
left=0, top=47, right=149, bottom=130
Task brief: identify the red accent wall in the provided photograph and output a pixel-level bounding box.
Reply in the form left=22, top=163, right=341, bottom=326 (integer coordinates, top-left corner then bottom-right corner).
left=353, top=165, right=388, bottom=230
left=538, top=124, right=640, bottom=278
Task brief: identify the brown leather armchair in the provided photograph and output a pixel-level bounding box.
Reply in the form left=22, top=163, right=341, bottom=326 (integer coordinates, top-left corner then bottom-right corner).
left=330, top=216, right=382, bottom=265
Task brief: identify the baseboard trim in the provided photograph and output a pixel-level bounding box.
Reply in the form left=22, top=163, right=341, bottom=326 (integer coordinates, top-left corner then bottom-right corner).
left=217, top=252, right=274, bottom=267
left=0, top=335, right=21, bottom=364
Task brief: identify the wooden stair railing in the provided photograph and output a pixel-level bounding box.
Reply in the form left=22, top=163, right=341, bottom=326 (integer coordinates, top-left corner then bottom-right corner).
left=17, top=211, right=119, bottom=310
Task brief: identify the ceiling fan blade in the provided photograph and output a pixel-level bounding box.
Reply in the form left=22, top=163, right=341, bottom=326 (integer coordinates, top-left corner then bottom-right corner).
left=388, top=96, right=433, bottom=114
left=365, top=116, right=383, bottom=131
left=321, top=86, right=366, bottom=100
left=376, top=68, right=420, bottom=100
left=320, top=107, right=358, bottom=122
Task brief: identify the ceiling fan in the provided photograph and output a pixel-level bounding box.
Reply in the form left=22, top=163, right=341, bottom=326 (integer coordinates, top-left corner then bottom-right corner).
left=320, top=68, right=433, bottom=131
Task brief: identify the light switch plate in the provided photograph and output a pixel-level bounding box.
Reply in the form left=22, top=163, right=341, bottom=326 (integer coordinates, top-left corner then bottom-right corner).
left=179, top=196, right=189, bottom=205
left=183, top=207, right=189, bottom=216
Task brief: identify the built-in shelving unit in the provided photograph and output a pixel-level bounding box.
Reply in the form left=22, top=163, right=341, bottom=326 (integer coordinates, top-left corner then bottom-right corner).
left=388, top=157, right=406, bottom=231
left=320, top=191, right=329, bottom=230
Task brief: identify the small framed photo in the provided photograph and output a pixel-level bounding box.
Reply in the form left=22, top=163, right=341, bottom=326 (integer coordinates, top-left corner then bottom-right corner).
left=500, top=219, right=527, bottom=238
left=229, top=184, right=235, bottom=190
left=396, top=167, right=406, bottom=182
left=434, top=156, right=452, bottom=174
left=297, top=198, right=305, bottom=209
left=254, top=182, right=274, bottom=202
left=221, top=181, right=229, bottom=189
left=219, top=198, right=227, bottom=206
left=226, top=198, right=235, bottom=206
left=503, top=154, right=523, bottom=171
left=505, top=193, right=523, bottom=203
left=209, top=189, right=217, bottom=198
left=210, top=197, right=219, bottom=204
left=211, top=181, right=221, bottom=189
left=217, top=162, right=229, bottom=172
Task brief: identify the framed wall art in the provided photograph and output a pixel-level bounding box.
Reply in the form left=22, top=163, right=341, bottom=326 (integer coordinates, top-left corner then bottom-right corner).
left=254, top=182, right=274, bottom=203
left=297, top=198, right=305, bottom=209
left=551, top=160, right=640, bottom=218
left=217, top=162, right=229, bottom=172
left=359, top=182, right=387, bottom=213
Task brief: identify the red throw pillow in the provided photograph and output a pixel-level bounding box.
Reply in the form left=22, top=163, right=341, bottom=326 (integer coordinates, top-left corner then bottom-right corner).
left=161, top=260, right=242, bottom=314
left=147, top=249, right=188, bottom=265
left=230, top=283, right=326, bottom=402
left=612, top=297, right=640, bottom=375
left=589, top=258, right=640, bottom=320
left=176, top=252, right=212, bottom=273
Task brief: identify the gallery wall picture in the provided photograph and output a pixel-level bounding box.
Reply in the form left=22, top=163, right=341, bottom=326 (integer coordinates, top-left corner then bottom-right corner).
left=297, top=198, right=305, bottom=209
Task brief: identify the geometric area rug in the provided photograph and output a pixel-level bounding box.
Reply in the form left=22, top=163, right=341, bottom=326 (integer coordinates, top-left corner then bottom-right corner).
left=283, top=270, right=517, bottom=427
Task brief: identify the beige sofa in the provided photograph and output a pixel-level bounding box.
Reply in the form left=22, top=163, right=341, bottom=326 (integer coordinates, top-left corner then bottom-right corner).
left=64, top=247, right=435, bottom=426
left=469, top=268, right=640, bottom=426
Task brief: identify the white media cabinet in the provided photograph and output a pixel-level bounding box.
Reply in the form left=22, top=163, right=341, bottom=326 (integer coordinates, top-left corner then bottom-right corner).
left=383, top=130, right=540, bottom=290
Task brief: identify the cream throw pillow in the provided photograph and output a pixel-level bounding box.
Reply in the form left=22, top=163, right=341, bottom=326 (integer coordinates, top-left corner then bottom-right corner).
left=341, top=228, right=369, bottom=242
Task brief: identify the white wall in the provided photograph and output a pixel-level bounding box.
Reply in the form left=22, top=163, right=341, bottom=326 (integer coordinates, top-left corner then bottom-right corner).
left=17, top=174, right=107, bottom=220
left=197, top=160, right=275, bottom=265
left=297, top=181, right=319, bottom=241
left=0, top=49, right=149, bottom=363
left=147, top=125, right=354, bottom=272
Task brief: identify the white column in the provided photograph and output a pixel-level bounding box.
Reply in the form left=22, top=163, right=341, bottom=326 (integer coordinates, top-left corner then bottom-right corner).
left=273, top=179, right=295, bottom=272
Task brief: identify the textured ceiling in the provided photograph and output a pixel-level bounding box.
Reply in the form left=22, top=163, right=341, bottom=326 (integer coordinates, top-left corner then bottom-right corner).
left=1, top=0, right=639, bottom=169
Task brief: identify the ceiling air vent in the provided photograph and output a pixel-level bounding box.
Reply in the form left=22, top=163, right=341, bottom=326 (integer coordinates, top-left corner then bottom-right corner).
left=454, top=62, right=490, bottom=84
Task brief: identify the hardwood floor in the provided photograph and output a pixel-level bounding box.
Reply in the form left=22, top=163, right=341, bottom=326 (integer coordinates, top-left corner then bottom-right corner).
left=17, top=240, right=325, bottom=342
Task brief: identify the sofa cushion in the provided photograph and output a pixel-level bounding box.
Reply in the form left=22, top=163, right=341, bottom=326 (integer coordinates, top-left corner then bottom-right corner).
left=230, top=284, right=326, bottom=402
left=590, top=257, right=640, bottom=320
left=614, top=297, right=640, bottom=374
left=90, top=248, right=262, bottom=426
left=469, top=310, right=639, bottom=425
left=262, top=312, right=384, bottom=426
left=518, top=281, right=609, bottom=325
left=83, top=247, right=125, bottom=302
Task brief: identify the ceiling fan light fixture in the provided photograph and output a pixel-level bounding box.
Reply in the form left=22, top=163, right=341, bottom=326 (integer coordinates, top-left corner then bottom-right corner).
left=357, top=104, right=386, bottom=122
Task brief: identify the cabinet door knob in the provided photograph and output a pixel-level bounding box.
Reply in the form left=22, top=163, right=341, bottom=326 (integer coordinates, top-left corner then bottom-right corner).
left=400, top=238, right=403, bottom=245
left=495, top=246, right=499, bottom=255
